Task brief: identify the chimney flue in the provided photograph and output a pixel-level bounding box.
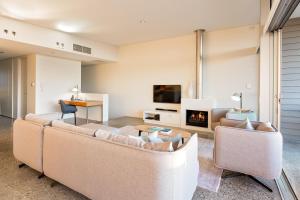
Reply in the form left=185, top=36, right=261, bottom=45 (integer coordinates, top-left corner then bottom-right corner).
left=195, top=29, right=205, bottom=99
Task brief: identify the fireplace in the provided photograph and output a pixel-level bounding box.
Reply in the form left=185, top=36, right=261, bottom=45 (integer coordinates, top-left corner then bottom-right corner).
left=186, top=110, right=208, bottom=128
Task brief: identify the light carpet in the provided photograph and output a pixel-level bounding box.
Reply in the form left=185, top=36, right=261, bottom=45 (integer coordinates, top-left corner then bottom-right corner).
left=197, top=137, right=223, bottom=192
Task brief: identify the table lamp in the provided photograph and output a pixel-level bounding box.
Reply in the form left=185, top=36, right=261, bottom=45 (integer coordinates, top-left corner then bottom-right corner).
left=231, top=92, right=243, bottom=111
left=72, top=85, right=80, bottom=100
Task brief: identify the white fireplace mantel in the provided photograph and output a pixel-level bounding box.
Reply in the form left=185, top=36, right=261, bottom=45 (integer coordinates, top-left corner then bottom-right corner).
left=180, top=98, right=216, bottom=132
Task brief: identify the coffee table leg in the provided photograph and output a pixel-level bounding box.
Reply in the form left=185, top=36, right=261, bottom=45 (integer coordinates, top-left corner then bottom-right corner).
left=138, top=130, right=142, bottom=136
left=182, top=138, right=184, bottom=144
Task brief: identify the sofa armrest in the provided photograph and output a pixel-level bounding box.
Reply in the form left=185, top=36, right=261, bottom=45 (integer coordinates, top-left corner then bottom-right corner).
left=211, top=108, right=231, bottom=123
left=214, top=126, right=282, bottom=179
left=13, top=119, right=44, bottom=172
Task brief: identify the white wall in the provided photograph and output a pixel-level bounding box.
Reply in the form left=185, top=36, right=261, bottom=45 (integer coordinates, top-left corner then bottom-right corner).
left=203, top=25, right=260, bottom=113
left=27, top=54, right=81, bottom=114
left=82, top=34, right=196, bottom=118
left=82, top=25, right=260, bottom=119
left=27, top=54, right=36, bottom=113
left=35, top=55, right=81, bottom=114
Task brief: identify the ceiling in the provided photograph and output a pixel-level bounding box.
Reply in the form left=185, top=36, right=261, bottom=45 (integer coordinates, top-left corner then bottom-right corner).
left=0, top=0, right=260, bottom=45
left=0, top=39, right=105, bottom=63
left=291, top=3, right=300, bottom=19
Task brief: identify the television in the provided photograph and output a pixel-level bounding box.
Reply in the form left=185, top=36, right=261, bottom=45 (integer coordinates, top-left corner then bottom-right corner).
left=153, top=85, right=181, bottom=104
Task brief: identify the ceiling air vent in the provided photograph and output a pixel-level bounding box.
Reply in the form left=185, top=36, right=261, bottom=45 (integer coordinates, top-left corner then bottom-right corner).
left=73, top=44, right=92, bottom=55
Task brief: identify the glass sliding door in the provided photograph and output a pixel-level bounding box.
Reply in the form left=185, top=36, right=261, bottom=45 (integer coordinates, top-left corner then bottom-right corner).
left=281, top=17, right=300, bottom=199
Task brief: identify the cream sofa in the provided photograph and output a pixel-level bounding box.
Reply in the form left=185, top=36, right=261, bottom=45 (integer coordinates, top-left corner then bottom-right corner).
left=214, top=118, right=283, bottom=180
left=13, top=119, right=45, bottom=173
left=13, top=113, right=61, bottom=173
left=14, top=115, right=199, bottom=200
left=43, top=126, right=199, bottom=200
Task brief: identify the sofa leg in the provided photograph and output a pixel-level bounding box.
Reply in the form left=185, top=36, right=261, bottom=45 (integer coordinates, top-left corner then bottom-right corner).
left=222, top=171, right=273, bottom=192
left=38, top=173, right=45, bottom=179
left=18, top=163, right=26, bottom=168
left=248, top=175, right=273, bottom=192
left=50, top=181, right=57, bottom=188
left=222, top=172, right=243, bottom=179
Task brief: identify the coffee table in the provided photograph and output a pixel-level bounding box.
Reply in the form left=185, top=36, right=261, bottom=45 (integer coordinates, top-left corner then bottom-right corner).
left=135, top=124, right=192, bottom=144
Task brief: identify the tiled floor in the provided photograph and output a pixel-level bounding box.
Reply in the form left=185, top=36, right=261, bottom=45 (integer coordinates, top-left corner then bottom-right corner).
left=0, top=116, right=282, bottom=200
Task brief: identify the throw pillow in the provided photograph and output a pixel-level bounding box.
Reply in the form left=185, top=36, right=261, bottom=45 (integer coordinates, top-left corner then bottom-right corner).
left=143, top=142, right=174, bottom=152
left=25, top=113, right=52, bottom=126
left=52, top=120, right=95, bottom=136
left=141, top=131, right=164, bottom=143
left=128, top=135, right=146, bottom=148
left=109, top=134, right=145, bottom=148
left=95, top=129, right=112, bottom=139
left=148, top=131, right=164, bottom=143
left=235, top=118, right=254, bottom=130
left=161, top=134, right=182, bottom=150
left=256, top=122, right=275, bottom=132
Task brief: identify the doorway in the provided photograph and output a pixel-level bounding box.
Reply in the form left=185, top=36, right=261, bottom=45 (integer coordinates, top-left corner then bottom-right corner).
left=0, top=57, right=27, bottom=119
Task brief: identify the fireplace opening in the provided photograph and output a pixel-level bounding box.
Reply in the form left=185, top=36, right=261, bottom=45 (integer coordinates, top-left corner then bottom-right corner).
left=186, top=110, right=208, bottom=128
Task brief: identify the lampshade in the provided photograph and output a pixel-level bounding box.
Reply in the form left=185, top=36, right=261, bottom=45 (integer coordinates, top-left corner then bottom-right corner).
left=231, top=92, right=241, bottom=101
left=72, top=85, right=80, bottom=92
left=72, top=87, right=79, bottom=92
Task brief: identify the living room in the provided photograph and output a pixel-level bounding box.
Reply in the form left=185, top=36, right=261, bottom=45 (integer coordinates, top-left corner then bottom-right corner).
left=0, top=0, right=299, bottom=200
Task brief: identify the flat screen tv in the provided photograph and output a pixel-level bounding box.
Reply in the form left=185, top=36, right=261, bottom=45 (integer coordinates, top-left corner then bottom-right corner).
left=153, top=85, right=181, bottom=104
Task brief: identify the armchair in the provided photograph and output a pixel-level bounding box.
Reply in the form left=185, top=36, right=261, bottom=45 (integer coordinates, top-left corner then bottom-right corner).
left=214, top=118, right=283, bottom=192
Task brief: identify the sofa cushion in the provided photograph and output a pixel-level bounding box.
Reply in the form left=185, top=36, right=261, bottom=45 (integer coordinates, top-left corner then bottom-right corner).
left=109, top=134, right=145, bottom=148
left=211, top=122, right=220, bottom=131
left=161, top=134, right=182, bottom=150
left=95, top=129, right=112, bottom=139
left=235, top=118, right=254, bottom=130
left=80, top=123, right=119, bottom=134
left=52, top=120, right=95, bottom=136
left=25, top=113, right=52, bottom=126
left=220, top=118, right=260, bottom=129
left=143, top=142, right=174, bottom=152
left=256, top=122, right=275, bottom=132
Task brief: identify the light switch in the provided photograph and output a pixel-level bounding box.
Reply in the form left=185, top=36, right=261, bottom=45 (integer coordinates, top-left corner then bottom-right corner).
left=246, top=83, right=252, bottom=89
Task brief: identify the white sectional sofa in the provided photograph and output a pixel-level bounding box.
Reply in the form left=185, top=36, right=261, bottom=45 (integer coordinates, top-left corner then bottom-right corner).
left=13, top=114, right=199, bottom=200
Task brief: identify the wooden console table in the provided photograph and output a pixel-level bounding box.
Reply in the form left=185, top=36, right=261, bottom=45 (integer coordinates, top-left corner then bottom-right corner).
left=63, top=100, right=103, bottom=123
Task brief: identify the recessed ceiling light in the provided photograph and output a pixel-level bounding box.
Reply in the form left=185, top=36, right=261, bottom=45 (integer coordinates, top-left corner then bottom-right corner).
left=56, top=22, right=81, bottom=33
left=139, top=19, right=147, bottom=24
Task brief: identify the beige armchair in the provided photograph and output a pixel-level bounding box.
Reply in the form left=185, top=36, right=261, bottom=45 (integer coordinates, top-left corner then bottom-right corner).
left=214, top=118, right=283, bottom=192
left=211, top=108, right=231, bottom=130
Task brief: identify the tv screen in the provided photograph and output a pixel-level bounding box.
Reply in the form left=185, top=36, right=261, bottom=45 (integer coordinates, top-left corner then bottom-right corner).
left=153, top=85, right=181, bottom=104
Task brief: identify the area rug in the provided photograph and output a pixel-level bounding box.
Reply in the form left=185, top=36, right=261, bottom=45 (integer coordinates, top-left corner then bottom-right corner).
left=197, top=137, right=223, bottom=192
